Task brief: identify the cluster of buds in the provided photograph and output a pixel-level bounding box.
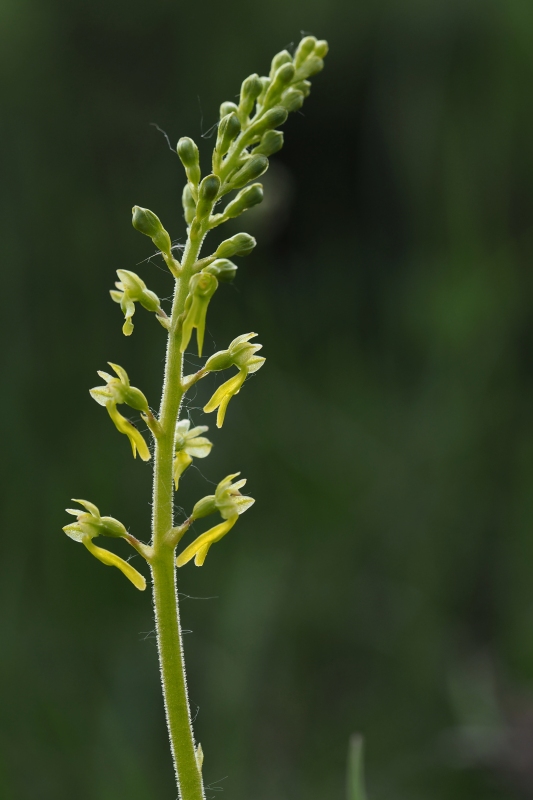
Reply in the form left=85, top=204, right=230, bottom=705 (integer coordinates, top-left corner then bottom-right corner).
left=173, top=419, right=213, bottom=489
left=63, top=500, right=146, bottom=590
left=110, top=269, right=168, bottom=335
left=89, top=363, right=151, bottom=460
left=178, top=37, right=328, bottom=231
left=203, top=333, right=265, bottom=427
left=177, top=474, right=254, bottom=567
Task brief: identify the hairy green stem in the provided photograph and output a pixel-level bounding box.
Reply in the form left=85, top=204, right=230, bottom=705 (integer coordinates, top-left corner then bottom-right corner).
left=151, top=228, right=207, bottom=800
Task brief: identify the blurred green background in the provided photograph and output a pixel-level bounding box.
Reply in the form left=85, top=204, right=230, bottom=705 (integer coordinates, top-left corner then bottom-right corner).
left=2, top=0, right=533, bottom=798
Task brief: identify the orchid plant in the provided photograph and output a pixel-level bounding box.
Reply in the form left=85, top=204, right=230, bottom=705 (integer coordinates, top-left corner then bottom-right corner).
left=63, top=36, right=329, bottom=800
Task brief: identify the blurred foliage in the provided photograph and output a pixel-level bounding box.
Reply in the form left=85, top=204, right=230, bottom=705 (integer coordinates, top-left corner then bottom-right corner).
left=2, top=0, right=533, bottom=798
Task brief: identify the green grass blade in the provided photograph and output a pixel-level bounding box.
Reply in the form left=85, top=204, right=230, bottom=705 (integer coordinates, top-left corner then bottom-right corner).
left=347, top=734, right=368, bottom=800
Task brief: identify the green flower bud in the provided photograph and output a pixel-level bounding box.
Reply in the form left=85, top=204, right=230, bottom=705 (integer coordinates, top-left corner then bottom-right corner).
left=263, top=63, right=296, bottom=108
left=270, top=49, right=293, bottom=78
left=215, top=113, right=241, bottom=157
left=180, top=272, right=218, bottom=356
left=230, top=154, right=269, bottom=189
left=177, top=137, right=201, bottom=187
left=182, top=184, right=196, bottom=225
left=281, top=88, right=305, bottom=112
left=203, top=258, right=237, bottom=282
left=222, top=183, right=263, bottom=219
left=238, top=73, right=262, bottom=120
left=196, top=174, right=221, bottom=219
left=314, top=39, right=329, bottom=58
left=214, top=232, right=256, bottom=258
left=219, top=101, right=238, bottom=119
left=294, top=36, right=317, bottom=67
left=296, top=56, right=324, bottom=80
left=256, top=76, right=271, bottom=105
left=244, top=106, right=288, bottom=142
left=132, top=206, right=172, bottom=258
left=191, top=495, right=217, bottom=520
left=293, top=79, right=312, bottom=98
left=252, top=129, right=284, bottom=157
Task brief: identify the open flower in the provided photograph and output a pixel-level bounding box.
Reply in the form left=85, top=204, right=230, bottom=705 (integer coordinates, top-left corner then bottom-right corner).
left=173, top=419, right=213, bottom=488
left=90, top=363, right=151, bottom=461
left=63, top=500, right=146, bottom=590
left=110, top=269, right=164, bottom=336
left=203, top=334, right=265, bottom=427
left=177, top=473, right=254, bottom=567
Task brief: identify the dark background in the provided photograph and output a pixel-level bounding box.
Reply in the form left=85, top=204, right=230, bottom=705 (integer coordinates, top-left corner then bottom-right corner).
left=2, top=0, right=533, bottom=798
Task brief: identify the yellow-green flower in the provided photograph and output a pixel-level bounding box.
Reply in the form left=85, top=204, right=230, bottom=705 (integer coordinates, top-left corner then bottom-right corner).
left=63, top=500, right=146, bottom=590
left=90, top=363, right=151, bottom=461
left=180, top=272, right=218, bottom=356
left=173, top=419, right=213, bottom=489
left=110, top=269, right=163, bottom=336
left=203, top=335, right=265, bottom=427
left=107, top=404, right=151, bottom=461
left=177, top=473, right=254, bottom=567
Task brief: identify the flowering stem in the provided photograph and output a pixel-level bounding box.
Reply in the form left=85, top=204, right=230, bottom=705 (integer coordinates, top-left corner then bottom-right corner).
left=150, top=227, right=207, bottom=800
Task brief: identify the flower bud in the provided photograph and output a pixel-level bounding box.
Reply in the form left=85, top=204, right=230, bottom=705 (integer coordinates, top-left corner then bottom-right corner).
left=314, top=39, right=329, bottom=58
left=215, top=232, right=256, bottom=258
left=230, top=155, right=269, bottom=189
left=245, top=106, right=288, bottom=142
left=256, top=76, right=271, bottom=105
left=195, top=174, right=221, bottom=219
left=252, top=129, right=284, bottom=157
left=132, top=206, right=172, bottom=257
left=191, top=495, right=217, bottom=520
left=263, top=63, right=296, bottom=107
left=177, top=137, right=201, bottom=187
left=270, top=49, right=293, bottom=78
left=238, top=73, right=263, bottom=119
left=182, top=184, right=196, bottom=225
left=222, top=183, right=263, bottom=219
left=203, top=258, right=237, bottom=282
left=293, top=79, right=312, bottom=98
left=215, top=112, right=241, bottom=157
left=296, top=56, right=324, bottom=80
left=219, top=101, right=239, bottom=119
left=281, top=88, right=305, bottom=112
left=294, top=36, right=317, bottom=67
